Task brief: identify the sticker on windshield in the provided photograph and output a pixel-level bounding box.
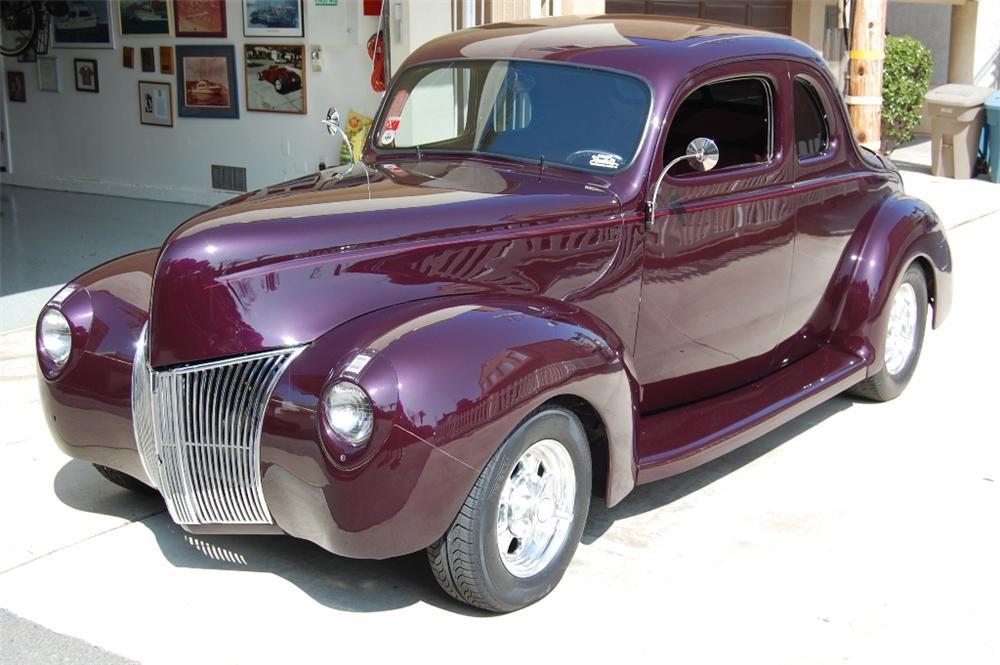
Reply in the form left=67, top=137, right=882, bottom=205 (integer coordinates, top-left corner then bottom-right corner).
left=589, top=153, right=620, bottom=169
left=380, top=116, right=401, bottom=145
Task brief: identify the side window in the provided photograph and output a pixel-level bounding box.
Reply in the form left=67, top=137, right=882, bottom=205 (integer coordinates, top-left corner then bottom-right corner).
left=793, top=79, right=829, bottom=159
left=664, top=77, right=771, bottom=176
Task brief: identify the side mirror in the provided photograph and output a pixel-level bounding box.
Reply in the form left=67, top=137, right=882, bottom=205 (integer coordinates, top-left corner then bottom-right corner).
left=685, top=137, right=719, bottom=172
left=322, top=107, right=341, bottom=136
left=645, top=137, right=721, bottom=231
left=321, top=106, right=355, bottom=165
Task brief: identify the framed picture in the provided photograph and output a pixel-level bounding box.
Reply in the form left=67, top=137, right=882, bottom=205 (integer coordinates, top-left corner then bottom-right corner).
left=160, top=46, right=174, bottom=74
left=118, top=0, right=172, bottom=36
left=6, top=72, right=27, bottom=103
left=139, top=80, right=173, bottom=127
left=37, top=57, right=63, bottom=92
left=141, top=47, right=156, bottom=72
left=123, top=46, right=135, bottom=68
left=74, top=58, right=99, bottom=92
left=175, top=44, right=239, bottom=119
left=52, top=0, right=115, bottom=49
left=245, top=44, right=306, bottom=114
left=243, top=0, right=304, bottom=38
left=174, top=0, right=227, bottom=37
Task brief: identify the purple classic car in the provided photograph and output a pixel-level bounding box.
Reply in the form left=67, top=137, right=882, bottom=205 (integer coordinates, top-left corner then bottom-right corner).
left=36, top=16, right=952, bottom=612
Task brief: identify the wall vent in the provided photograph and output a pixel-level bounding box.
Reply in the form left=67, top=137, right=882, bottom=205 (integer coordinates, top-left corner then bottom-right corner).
left=211, top=165, right=247, bottom=192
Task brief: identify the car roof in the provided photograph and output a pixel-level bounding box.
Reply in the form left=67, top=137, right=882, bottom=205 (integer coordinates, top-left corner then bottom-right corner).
left=404, top=14, right=825, bottom=86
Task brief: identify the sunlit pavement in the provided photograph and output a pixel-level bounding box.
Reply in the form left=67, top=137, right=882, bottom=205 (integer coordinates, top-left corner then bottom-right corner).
left=1, top=157, right=998, bottom=663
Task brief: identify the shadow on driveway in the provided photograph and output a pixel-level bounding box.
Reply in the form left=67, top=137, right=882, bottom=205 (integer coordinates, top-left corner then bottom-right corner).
left=52, top=396, right=856, bottom=614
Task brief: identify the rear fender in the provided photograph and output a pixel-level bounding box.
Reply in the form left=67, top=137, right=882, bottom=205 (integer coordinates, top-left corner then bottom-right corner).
left=829, top=194, right=953, bottom=373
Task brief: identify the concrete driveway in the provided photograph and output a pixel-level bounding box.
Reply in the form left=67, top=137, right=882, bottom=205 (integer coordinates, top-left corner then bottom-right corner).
left=2, top=196, right=998, bottom=662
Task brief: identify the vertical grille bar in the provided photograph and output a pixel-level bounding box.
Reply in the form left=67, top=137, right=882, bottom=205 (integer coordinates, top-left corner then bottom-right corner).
left=131, top=323, right=304, bottom=526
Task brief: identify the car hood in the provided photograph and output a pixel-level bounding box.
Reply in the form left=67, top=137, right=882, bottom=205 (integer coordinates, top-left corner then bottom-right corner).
left=147, top=159, right=621, bottom=367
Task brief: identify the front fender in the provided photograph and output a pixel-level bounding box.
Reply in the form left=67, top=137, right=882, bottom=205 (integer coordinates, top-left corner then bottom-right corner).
left=829, top=194, right=953, bottom=372
left=261, top=295, right=639, bottom=558
left=36, top=249, right=157, bottom=483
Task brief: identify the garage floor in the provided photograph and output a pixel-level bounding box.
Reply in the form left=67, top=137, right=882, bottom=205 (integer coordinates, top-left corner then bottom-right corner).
left=0, top=186, right=204, bottom=331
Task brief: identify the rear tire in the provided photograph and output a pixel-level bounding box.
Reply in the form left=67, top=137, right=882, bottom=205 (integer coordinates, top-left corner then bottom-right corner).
left=849, top=263, right=928, bottom=402
left=93, top=464, right=158, bottom=495
left=427, top=407, right=591, bottom=613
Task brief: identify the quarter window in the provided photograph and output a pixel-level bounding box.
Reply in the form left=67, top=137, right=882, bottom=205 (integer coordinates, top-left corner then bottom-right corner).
left=793, top=79, right=829, bottom=159
left=664, top=77, right=772, bottom=175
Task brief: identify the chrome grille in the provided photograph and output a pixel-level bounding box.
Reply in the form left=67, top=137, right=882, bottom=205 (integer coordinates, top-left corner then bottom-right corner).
left=132, top=325, right=304, bottom=525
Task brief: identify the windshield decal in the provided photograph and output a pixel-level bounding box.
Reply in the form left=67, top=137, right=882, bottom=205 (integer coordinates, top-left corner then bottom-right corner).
left=380, top=116, right=402, bottom=145
left=589, top=153, right=621, bottom=169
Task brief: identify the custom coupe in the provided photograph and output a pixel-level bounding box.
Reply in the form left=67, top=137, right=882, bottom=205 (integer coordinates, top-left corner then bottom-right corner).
left=258, top=64, right=300, bottom=94
left=37, top=15, right=952, bottom=612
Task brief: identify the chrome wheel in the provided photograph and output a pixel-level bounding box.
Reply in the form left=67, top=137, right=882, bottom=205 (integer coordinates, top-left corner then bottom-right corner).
left=885, top=281, right=918, bottom=376
left=496, top=439, right=576, bottom=578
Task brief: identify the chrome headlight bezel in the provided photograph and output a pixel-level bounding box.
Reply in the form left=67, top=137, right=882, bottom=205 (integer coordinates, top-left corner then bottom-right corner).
left=38, top=307, right=73, bottom=377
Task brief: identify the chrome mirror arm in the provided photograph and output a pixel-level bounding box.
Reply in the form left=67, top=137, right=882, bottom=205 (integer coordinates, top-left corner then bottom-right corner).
left=644, top=137, right=719, bottom=232
left=645, top=152, right=696, bottom=232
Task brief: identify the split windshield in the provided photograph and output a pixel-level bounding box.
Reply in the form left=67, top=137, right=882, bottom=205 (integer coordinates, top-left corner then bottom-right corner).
left=374, top=60, right=651, bottom=174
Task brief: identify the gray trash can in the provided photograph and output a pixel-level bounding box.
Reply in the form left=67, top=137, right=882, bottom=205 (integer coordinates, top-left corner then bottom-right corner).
left=924, top=84, right=994, bottom=179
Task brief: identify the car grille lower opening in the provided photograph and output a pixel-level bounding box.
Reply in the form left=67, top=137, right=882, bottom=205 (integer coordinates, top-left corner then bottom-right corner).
left=131, top=325, right=304, bottom=525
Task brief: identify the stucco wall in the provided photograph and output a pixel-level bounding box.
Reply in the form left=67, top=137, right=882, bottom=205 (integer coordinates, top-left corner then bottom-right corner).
left=886, top=2, right=952, bottom=86
left=0, top=0, right=384, bottom=205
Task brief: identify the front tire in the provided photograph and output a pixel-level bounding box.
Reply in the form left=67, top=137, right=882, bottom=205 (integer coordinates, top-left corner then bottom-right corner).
left=428, top=407, right=592, bottom=612
left=93, top=464, right=157, bottom=495
left=849, top=263, right=928, bottom=402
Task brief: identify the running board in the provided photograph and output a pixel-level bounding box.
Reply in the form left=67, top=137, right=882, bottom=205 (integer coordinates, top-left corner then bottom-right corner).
left=636, top=347, right=866, bottom=485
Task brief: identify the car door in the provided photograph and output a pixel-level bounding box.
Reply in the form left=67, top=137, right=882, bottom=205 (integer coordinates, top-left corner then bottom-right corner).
left=634, top=62, right=796, bottom=412
left=777, top=63, right=892, bottom=364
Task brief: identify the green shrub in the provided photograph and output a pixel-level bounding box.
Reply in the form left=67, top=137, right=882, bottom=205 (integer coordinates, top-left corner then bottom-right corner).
left=881, top=35, right=933, bottom=154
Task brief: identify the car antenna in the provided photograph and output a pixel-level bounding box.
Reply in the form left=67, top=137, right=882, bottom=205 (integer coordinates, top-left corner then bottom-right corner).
left=538, top=154, right=545, bottom=176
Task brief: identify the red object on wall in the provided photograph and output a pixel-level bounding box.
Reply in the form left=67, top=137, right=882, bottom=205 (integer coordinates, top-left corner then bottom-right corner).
left=363, top=0, right=381, bottom=16
left=368, top=31, right=385, bottom=92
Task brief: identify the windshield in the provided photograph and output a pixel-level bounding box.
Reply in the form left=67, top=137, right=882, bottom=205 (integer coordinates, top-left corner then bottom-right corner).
left=374, top=60, right=651, bottom=174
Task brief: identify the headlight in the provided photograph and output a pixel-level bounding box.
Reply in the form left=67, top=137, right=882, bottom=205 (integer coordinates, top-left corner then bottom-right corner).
left=322, top=381, right=374, bottom=446
left=39, top=308, right=72, bottom=373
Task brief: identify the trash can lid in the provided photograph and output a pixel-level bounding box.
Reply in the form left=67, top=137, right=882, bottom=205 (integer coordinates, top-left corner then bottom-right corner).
left=924, top=84, right=994, bottom=107
left=986, top=90, right=1000, bottom=111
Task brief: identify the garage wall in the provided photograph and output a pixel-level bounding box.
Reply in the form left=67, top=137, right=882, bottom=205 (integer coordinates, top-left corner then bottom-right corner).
left=0, top=0, right=385, bottom=205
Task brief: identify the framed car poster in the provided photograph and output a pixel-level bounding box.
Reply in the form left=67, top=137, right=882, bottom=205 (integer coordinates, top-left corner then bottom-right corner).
left=244, top=44, right=306, bottom=114
left=242, top=0, right=304, bottom=38
left=175, top=44, right=239, bottom=119
left=52, top=0, right=115, bottom=49
left=138, top=80, right=173, bottom=127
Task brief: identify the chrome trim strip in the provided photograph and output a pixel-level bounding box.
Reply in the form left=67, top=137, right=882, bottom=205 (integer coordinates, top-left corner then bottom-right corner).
left=131, top=323, right=304, bottom=525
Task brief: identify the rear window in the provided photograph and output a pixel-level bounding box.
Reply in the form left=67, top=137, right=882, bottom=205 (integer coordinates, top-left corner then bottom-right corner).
left=375, top=60, right=652, bottom=174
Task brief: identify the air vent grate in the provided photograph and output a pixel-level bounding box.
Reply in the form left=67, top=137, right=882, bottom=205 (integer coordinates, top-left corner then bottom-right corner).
left=211, top=164, right=247, bottom=192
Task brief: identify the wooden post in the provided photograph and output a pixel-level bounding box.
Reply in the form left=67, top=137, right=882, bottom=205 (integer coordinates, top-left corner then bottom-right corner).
left=846, top=0, right=888, bottom=151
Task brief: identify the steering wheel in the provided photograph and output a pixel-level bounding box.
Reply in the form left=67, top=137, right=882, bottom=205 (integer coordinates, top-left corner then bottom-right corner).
left=564, top=149, right=625, bottom=168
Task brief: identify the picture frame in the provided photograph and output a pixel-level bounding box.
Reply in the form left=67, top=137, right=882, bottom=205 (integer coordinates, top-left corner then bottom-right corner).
left=52, top=0, right=115, bottom=49
left=242, top=0, right=304, bottom=38
left=175, top=44, right=239, bottom=119
left=6, top=72, right=27, bottom=103
left=74, top=58, right=99, bottom=93
left=174, top=0, right=228, bottom=38
left=138, top=80, right=174, bottom=127
left=160, top=46, right=174, bottom=74
left=141, top=47, right=156, bottom=72
left=244, top=44, right=306, bottom=114
left=118, top=0, right=172, bottom=37
left=123, top=46, right=135, bottom=69
left=37, top=57, right=63, bottom=92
